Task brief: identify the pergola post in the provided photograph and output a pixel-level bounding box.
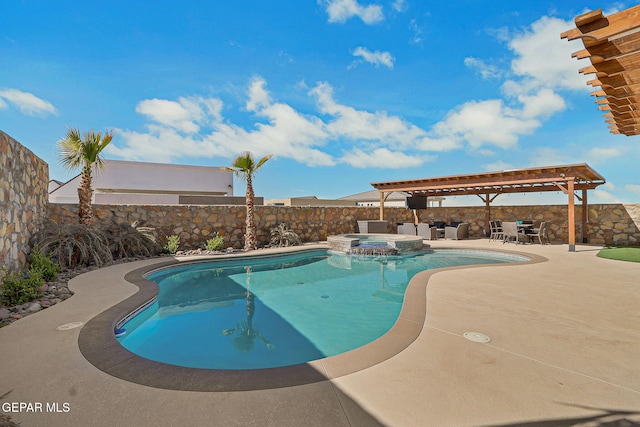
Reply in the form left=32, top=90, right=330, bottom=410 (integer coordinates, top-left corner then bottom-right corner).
left=379, top=191, right=385, bottom=220
left=582, top=189, right=588, bottom=243
left=484, top=194, right=491, bottom=237
left=568, top=180, right=576, bottom=252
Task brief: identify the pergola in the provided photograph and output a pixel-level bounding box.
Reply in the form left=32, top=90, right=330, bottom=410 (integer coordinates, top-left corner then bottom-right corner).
left=370, top=164, right=606, bottom=251
left=561, top=5, right=640, bottom=136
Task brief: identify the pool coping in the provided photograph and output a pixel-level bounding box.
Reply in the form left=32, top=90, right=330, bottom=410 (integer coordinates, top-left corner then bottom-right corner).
left=77, top=245, right=547, bottom=392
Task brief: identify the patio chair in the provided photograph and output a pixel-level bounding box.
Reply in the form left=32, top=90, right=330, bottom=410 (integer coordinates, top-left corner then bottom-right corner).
left=417, top=223, right=437, bottom=240
left=489, top=220, right=504, bottom=241
left=397, top=222, right=416, bottom=235
left=528, top=221, right=550, bottom=244
left=444, top=222, right=469, bottom=240
left=502, top=221, right=526, bottom=244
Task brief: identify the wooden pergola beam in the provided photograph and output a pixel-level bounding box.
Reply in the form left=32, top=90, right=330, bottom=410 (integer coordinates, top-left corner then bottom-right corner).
left=562, top=5, right=640, bottom=136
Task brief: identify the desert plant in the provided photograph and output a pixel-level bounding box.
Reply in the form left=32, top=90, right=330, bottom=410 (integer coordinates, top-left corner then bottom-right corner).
left=0, top=268, right=44, bottom=306
left=224, top=152, right=273, bottom=251
left=33, top=221, right=113, bottom=270
left=28, top=245, right=60, bottom=281
left=269, top=223, right=301, bottom=247
left=104, top=222, right=161, bottom=259
left=164, top=235, right=180, bottom=254
left=205, top=233, right=225, bottom=252
left=57, top=128, right=114, bottom=225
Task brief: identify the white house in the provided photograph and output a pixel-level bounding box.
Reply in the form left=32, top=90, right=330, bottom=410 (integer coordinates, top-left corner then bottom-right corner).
left=49, top=159, right=240, bottom=205
left=338, top=190, right=445, bottom=208
left=265, top=196, right=356, bottom=207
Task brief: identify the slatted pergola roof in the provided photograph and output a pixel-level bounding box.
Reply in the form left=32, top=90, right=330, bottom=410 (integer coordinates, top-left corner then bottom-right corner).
left=561, top=5, right=640, bottom=136
left=370, top=164, right=605, bottom=197
left=371, top=164, right=606, bottom=251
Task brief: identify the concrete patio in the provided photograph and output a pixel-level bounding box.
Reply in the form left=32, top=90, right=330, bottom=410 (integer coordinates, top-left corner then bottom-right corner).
left=1, top=239, right=639, bottom=426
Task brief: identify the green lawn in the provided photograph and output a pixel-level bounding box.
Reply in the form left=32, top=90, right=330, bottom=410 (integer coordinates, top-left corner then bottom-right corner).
left=597, top=246, right=640, bottom=263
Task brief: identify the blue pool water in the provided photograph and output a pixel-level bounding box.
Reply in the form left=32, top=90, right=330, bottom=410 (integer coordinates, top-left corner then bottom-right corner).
left=117, top=249, right=528, bottom=370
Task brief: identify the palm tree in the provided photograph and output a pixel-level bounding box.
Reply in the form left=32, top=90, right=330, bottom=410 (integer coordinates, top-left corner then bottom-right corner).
left=57, top=128, right=114, bottom=225
left=225, top=152, right=272, bottom=251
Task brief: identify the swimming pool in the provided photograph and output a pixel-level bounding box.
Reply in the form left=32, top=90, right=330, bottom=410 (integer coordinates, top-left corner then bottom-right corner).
left=116, top=248, right=530, bottom=370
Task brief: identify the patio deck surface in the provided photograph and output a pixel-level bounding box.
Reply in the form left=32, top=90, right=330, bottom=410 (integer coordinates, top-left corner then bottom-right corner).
left=1, top=239, right=639, bottom=426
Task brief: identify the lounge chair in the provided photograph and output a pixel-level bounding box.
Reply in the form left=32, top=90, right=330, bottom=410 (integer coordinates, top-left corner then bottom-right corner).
left=417, top=223, right=437, bottom=240
left=444, top=222, right=469, bottom=240
left=397, top=223, right=416, bottom=235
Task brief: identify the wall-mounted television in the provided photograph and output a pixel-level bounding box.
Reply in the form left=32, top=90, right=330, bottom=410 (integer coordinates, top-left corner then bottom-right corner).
left=406, top=195, right=427, bottom=210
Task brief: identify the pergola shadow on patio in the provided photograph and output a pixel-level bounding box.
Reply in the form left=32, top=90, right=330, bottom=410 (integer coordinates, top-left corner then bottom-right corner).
left=370, top=163, right=606, bottom=251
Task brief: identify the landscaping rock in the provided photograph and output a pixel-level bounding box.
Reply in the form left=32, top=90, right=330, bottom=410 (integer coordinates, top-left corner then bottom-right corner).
left=0, top=308, right=11, bottom=320
left=26, top=302, right=42, bottom=313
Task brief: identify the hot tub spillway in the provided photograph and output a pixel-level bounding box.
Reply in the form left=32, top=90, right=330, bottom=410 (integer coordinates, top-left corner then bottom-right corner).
left=327, top=233, right=424, bottom=255
left=349, top=243, right=399, bottom=256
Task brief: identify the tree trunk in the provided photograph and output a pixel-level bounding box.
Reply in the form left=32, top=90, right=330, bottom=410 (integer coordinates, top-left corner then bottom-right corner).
left=244, top=175, right=256, bottom=251
left=78, top=167, right=94, bottom=225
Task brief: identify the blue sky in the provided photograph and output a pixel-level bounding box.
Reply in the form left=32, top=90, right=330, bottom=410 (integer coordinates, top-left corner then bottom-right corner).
left=2, top=1, right=638, bottom=205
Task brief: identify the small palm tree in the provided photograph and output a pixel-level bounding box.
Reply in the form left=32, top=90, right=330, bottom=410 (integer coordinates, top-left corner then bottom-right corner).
left=57, top=128, right=114, bottom=225
left=225, top=152, right=272, bottom=251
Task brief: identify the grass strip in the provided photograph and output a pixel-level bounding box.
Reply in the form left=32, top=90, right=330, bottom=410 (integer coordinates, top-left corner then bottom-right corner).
left=596, top=246, right=640, bottom=263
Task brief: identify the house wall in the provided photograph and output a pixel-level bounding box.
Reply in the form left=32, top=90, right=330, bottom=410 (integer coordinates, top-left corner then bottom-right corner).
left=49, top=159, right=234, bottom=204
left=48, top=202, right=640, bottom=250
left=0, top=131, right=49, bottom=272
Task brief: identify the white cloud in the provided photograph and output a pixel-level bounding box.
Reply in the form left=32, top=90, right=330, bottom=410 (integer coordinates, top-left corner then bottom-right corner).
left=484, top=160, right=513, bottom=171
left=518, top=88, right=565, bottom=119
left=0, top=88, right=57, bottom=116
left=391, top=0, right=407, bottom=12
left=593, top=188, right=620, bottom=202
left=135, top=96, right=222, bottom=134
left=319, top=0, right=384, bottom=24
left=625, top=184, right=640, bottom=195
left=586, top=147, right=623, bottom=164
left=340, top=147, right=426, bottom=168
left=409, top=19, right=424, bottom=44
left=432, top=99, right=540, bottom=149
left=111, top=78, right=335, bottom=167
left=351, top=46, right=395, bottom=68
left=245, top=77, right=271, bottom=112
left=309, top=81, right=427, bottom=148
left=464, top=57, right=502, bottom=79
left=525, top=147, right=568, bottom=167
left=587, top=147, right=622, bottom=162
left=508, top=16, right=590, bottom=92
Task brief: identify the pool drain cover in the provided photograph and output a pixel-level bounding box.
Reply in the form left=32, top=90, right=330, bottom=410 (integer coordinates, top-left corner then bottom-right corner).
left=463, top=332, right=491, bottom=343
left=56, top=322, right=84, bottom=331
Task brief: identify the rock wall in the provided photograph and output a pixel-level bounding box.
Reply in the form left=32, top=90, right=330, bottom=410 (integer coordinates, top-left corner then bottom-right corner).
left=0, top=131, right=49, bottom=272
left=48, top=202, right=640, bottom=249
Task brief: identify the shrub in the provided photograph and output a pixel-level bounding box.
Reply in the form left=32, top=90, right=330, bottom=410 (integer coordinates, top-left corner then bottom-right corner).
left=104, top=221, right=161, bottom=259
left=28, top=245, right=60, bottom=281
left=0, top=268, right=44, bottom=306
left=205, top=233, right=225, bottom=252
left=33, top=221, right=113, bottom=270
left=164, top=235, right=180, bottom=254
left=269, top=223, right=301, bottom=247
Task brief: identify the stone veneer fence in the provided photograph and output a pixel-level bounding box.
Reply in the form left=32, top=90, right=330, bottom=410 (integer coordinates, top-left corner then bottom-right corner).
left=48, top=202, right=640, bottom=250
left=1, top=131, right=49, bottom=272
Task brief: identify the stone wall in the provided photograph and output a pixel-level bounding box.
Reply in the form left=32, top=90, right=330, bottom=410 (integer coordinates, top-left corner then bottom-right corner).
left=48, top=202, right=640, bottom=249
left=0, top=131, right=49, bottom=272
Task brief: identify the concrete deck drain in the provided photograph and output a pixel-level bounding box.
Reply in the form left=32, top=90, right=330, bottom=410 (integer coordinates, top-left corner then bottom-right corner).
left=56, top=322, right=84, bottom=331
left=463, top=332, right=491, bottom=343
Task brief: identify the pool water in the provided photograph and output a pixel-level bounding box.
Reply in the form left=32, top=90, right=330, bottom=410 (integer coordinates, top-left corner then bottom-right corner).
left=117, top=249, right=528, bottom=370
